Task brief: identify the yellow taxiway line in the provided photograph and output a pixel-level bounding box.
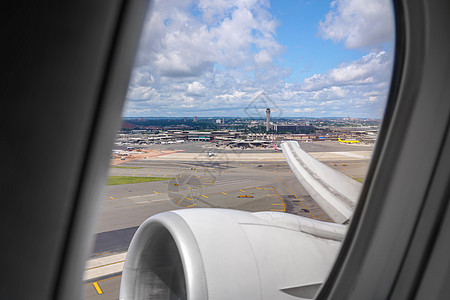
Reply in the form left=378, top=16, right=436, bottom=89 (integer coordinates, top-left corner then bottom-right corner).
left=92, top=282, right=103, bottom=295
left=275, top=174, right=315, bottom=218
left=270, top=187, right=286, bottom=212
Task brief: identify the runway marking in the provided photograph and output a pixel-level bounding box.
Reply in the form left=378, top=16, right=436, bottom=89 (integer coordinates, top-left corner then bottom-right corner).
left=271, top=203, right=284, bottom=205
left=271, top=187, right=285, bottom=212
left=256, top=187, right=263, bottom=190
left=132, top=174, right=136, bottom=176
left=92, top=282, right=103, bottom=295
left=275, top=174, right=315, bottom=218
left=188, top=187, right=193, bottom=189
left=239, top=189, right=246, bottom=192
left=153, top=191, right=159, bottom=194
left=163, top=175, right=167, bottom=177
left=109, top=196, right=114, bottom=200
left=201, top=195, right=209, bottom=198
left=186, top=197, right=192, bottom=201
left=146, top=174, right=152, bottom=176
left=188, top=203, right=198, bottom=207
left=221, top=192, right=228, bottom=195
left=266, top=194, right=276, bottom=196
left=179, top=175, right=183, bottom=177
left=273, top=170, right=277, bottom=172
left=251, top=163, right=253, bottom=165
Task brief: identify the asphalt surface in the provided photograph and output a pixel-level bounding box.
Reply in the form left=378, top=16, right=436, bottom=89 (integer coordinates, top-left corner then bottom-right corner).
left=299, top=140, right=374, bottom=152
left=84, top=141, right=371, bottom=299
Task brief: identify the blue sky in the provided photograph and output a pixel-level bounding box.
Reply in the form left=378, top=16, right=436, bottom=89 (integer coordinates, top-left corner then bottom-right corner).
left=270, top=1, right=365, bottom=81
left=123, top=0, right=395, bottom=118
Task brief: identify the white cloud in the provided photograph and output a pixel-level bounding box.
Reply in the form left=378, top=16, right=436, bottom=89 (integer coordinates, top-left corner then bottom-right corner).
left=134, top=0, right=282, bottom=77
left=312, top=86, right=347, bottom=100
left=187, top=81, right=206, bottom=95
left=318, top=0, right=395, bottom=49
left=293, top=108, right=315, bottom=113
left=126, top=86, right=156, bottom=100
left=123, top=0, right=394, bottom=118
left=254, top=50, right=272, bottom=67
left=270, top=50, right=393, bottom=118
left=303, top=51, right=392, bottom=91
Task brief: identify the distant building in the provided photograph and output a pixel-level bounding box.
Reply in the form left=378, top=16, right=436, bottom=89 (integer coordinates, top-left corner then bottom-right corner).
left=222, top=118, right=225, bottom=124
left=184, top=117, right=187, bottom=122
left=216, top=119, right=222, bottom=124
left=273, top=124, right=315, bottom=134
left=266, top=108, right=271, bottom=131
left=193, top=116, right=198, bottom=122
left=188, top=131, right=211, bottom=141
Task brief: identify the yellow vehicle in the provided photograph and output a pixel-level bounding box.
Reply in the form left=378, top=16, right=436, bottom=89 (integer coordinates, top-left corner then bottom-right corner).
left=338, top=137, right=360, bottom=144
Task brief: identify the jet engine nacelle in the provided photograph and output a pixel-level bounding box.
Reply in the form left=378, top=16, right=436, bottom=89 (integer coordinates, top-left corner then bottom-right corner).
left=120, top=208, right=345, bottom=300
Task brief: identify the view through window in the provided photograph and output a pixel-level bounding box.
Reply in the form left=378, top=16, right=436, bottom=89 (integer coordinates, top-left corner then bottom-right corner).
left=84, top=0, right=395, bottom=298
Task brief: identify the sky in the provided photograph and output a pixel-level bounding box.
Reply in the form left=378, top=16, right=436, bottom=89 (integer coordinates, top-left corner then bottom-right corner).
left=123, top=0, right=395, bottom=118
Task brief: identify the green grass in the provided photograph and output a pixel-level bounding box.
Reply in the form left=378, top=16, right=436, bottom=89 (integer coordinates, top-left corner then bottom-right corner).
left=111, top=166, right=144, bottom=169
left=107, top=176, right=173, bottom=185
left=353, top=178, right=364, bottom=183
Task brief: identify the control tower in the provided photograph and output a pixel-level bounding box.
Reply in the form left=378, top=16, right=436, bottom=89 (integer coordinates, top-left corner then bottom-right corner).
left=266, top=108, right=271, bottom=131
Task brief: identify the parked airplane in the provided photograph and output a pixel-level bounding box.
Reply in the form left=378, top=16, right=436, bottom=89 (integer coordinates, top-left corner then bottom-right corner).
left=3, top=1, right=450, bottom=300
left=338, top=137, right=361, bottom=144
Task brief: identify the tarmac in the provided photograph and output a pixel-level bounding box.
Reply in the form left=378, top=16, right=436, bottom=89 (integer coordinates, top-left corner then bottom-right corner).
left=84, top=141, right=372, bottom=299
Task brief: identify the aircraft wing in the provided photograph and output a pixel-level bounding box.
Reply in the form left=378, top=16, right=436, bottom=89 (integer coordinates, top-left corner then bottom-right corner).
left=281, top=141, right=361, bottom=223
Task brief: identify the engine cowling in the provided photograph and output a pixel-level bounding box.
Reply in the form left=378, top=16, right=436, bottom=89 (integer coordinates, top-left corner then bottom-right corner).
left=120, top=208, right=345, bottom=300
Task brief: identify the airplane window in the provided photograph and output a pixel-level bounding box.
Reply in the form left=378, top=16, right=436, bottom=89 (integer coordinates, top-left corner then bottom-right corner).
left=84, top=0, right=395, bottom=298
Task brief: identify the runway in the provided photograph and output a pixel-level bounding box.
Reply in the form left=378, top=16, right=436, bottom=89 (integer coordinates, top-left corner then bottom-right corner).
left=84, top=141, right=371, bottom=299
